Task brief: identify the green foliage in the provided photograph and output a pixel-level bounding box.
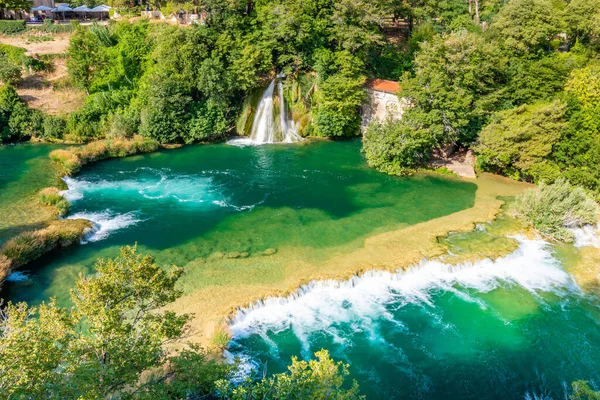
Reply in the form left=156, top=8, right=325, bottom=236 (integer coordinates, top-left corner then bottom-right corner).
left=0, top=245, right=188, bottom=399
left=313, top=50, right=366, bottom=137
left=475, top=100, right=567, bottom=181
left=38, top=187, right=70, bottom=216
left=400, top=30, right=508, bottom=146
left=565, top=0, right=600, bottom=48
left=42, top=115, right=67, bottom=140
left=216, top=349, right=364, bottom=399
left=571, top=381, right=600, bottom=400
left=514, top=178, right=599, bottom=242
left=0, top=20, right=26, bottom=35
left=0, top=53, right=22, bottom=85
left=362, top=117, right=435, bottom=174
left=0, top=85, right=43, bottom=142
left=67, top=27, right=105, bottom=91
left=0, top=246, right=362, bottom=399
left=490, top=0, right=564, bottom=54
left=186, top=98, right=230, bottom=143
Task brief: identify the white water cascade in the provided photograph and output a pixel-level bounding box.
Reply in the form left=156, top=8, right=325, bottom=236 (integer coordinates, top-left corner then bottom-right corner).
left=245, top=77, right=303, bottom=145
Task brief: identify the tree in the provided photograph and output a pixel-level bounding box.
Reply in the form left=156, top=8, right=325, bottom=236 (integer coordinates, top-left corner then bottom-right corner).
left=0, top=246, right=363, bottom=399
left=217, top=350, right=364, bottom=399
left=0, top=0, right=31, bottom=11
left=67, top=27, right=105, bottom=92
left=475, top=100, right=567, bottom=181
left=565, top=0, right=600, bottom=47
left=0, top=245, right=188, bottom=398
left=330, top=0, right=386, bottom=55
left=400, top=30, right=508, bottom=146
left=489, top=0, right=564, bottom=55
left=362, top=117, right=435, bottom=175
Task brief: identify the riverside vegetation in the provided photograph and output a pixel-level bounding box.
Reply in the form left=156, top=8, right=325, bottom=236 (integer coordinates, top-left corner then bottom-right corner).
left=0, top=246, right=362, bottom=399
left=2, top=0, right=600, bottom=398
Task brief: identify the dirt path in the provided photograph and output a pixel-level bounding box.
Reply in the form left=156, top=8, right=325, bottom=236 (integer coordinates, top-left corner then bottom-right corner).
left=0, top=34, right=71, bottom=55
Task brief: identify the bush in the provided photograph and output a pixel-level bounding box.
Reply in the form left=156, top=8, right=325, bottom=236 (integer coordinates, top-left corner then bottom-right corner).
left=514, top=178, right=599, bottom=242
left=0, top=55, right=22, bottom=85
left=362, top=117, right=435, bottom=175
left=43, top=115, right=67, bottom=140
left=105, top=110, right=138, bottom=139
left=50, top=136, right=159, bottom=175
left=49, top=149, right=82, bottom=175
left=38, top=187, right=70, bottom=216
left=0, top=20, right=26, bottom=35
left=0, top=219, right=91, bottom=282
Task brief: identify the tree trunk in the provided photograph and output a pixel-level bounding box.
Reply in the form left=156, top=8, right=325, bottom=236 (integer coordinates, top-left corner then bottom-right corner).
left=474, top=0, right=480, bottom=24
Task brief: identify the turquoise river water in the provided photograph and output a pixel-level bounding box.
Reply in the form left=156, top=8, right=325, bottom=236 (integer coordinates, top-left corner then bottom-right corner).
left=1, top=140, right=599, bottom=399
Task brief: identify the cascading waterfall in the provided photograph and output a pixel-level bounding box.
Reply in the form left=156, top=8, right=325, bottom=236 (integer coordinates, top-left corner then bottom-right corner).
left=248, top=77, right=304, bottom=144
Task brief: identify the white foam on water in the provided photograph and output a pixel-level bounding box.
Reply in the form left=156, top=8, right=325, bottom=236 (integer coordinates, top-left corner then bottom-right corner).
left=6, top=271, right=29, bottom=282
left=62, top=170, right=216, bottom=205
left=571, top=225, right=600, bottom=248
left=229, top=238, right=578, bottom=345
left=68, top=210, right=143, bottom=243
left=226, top=138, right=263, bottom=147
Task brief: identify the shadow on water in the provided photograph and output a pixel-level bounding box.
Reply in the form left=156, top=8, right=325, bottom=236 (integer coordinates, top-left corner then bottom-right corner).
left=2, top=140, right=477, bottom=307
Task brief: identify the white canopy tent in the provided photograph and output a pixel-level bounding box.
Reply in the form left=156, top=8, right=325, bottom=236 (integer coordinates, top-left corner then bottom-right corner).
left=73, top=5, right=92, bottom=19
left=51, top=4, right=73, bottom=20
left=31, top=5, right=53, bottom=11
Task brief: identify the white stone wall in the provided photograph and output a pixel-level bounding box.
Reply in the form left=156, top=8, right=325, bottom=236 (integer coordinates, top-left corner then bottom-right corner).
left=362, top=89, right=407, bottom=129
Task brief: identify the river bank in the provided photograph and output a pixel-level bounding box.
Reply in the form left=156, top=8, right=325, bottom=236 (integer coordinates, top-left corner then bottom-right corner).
left=0, top=137, right=160, bottom=286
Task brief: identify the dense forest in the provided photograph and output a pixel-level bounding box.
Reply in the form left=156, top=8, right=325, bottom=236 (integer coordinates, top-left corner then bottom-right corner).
left=2, top=0, right=600, bottom=194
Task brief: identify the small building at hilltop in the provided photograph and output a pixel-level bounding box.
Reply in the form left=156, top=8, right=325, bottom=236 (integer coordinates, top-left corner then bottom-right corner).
left=361, top=79, right=407, bottom=129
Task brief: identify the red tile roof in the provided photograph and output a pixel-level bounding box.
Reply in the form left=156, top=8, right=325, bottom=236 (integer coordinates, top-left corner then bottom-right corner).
left=367, top=79, right=400, bottom=93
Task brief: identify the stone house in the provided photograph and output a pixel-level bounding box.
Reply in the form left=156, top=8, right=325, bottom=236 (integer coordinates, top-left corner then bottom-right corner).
left=361, top=79, right=407, bottom=129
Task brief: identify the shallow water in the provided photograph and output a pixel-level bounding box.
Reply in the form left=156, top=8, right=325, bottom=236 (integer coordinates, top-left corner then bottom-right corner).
left=0, top=143, right=64, bottom=243
left=228, top=238, right=600, bottom=399
left=2, top=140, right=476, bottom=306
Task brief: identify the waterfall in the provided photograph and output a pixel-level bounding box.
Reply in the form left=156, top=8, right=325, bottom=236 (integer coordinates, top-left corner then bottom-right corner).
left=245, top=77, right=304, bottom=145
left=249, top=79, right=276, bottom=144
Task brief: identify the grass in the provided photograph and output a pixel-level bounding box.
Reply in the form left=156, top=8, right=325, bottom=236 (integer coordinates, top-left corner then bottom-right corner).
left=38, top=187, right=70, bottom=216
left=50, top=135, right=160, bottom=175
left=0, top=219, right=91, bottom=285
left=514, top=178, right=599, bottom=242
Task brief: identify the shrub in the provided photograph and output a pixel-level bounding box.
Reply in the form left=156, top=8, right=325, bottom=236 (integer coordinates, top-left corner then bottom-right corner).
left=38, top=187, right=70, bottom=216
left=106, top=110, right=138, bottom=139
left=514, top=178, right=599, bottom=242
left=49, top=149, right=82, bottom=175
left=362, top=117, right=435, bottom=175
left=0, top=55, right=22, bottom=85
left=50, top=136, right=159, bottom=175
left=0, top=20, right=26, bottom=35
left=0, top=219, right=91, bottom=282
left=43, top=115, right=67, bottom=140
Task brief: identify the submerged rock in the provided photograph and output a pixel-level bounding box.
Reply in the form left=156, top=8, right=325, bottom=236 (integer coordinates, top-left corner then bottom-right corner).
left=262, top=248, right=277, bottom=256
left=226, top=251, right=250, bottom=259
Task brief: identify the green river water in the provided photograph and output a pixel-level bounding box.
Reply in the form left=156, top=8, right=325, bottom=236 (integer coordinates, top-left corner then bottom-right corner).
left=1, top=140, right=599, bottom=399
